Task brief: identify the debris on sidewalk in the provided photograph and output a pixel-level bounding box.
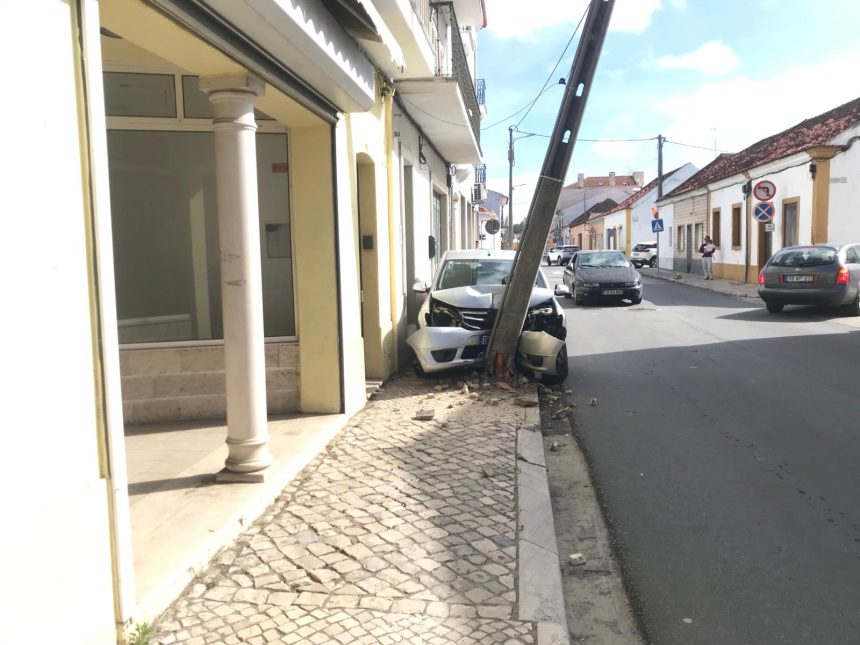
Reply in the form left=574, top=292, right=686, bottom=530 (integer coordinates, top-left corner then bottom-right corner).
left=589, top=398, right=599, bottom=407
left=550, top=441, right=561, bottom=452
left=413, top=408, right=435, bottom=421
left=552, top=407, right=571, bottom=419
left=514, top=395, right=539, bottom=407
left=568, top=553, right=586, bottom=566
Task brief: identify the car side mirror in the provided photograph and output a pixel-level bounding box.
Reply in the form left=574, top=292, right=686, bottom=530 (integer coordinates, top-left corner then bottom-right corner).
left=413, top=280, right=429, bottom=293
left=554, top=284, right=571, bottom=297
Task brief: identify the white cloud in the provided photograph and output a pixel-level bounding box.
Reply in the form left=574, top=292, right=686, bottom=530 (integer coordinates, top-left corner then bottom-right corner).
left=657, top=40, right=740, bottom=76
left=666, top=0, right=687, bottom=7
left=657, top=49, right=860, bottom=168
left=486, top=0, right=665, bottom=40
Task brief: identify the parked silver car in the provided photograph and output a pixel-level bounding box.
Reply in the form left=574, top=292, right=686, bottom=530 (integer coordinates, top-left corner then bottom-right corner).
left=758, top=244, right=860, bottom=314
left=407, top=250, right=570, bottom=382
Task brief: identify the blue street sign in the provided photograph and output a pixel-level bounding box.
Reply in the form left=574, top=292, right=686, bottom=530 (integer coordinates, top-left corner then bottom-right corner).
left=754, top=202, right=775, bottom=222
left=651, top=218, right=664, bottom=233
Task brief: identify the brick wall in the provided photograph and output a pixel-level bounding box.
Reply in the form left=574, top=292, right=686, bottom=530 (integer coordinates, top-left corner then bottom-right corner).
left=119, top=342, right=299, bottom=424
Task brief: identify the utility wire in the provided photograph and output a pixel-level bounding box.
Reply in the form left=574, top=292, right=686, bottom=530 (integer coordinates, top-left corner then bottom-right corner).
left=482, top=5, right=589, bottom=132
left=664, top=138, right=733, bottom=154
left=515, top=4, right=589, bottom=128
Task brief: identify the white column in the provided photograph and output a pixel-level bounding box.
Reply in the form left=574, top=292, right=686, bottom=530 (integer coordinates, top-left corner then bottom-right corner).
left=200, top=75, right=272, bottom=476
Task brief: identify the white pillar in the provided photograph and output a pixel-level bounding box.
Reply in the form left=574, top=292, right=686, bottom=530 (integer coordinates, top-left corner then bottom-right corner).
left=200, top=75, right=272, bottom=476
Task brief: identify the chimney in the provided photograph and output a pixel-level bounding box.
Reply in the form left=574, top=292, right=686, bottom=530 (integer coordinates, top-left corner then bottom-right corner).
left=577, top=173, right=585, bottom=188
left=609, top=171, right=616, bottom=186
left=633, top=171, right=645, bottom=187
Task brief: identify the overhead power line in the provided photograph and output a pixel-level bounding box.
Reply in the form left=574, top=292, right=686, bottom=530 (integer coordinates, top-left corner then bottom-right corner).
left=482, top=6, right=589, bottom=132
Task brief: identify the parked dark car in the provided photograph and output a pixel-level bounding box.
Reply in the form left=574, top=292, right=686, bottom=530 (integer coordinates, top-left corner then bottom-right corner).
left=563, top=250, right=642, bottom=305
left=758, top=244, right=860, bottom=314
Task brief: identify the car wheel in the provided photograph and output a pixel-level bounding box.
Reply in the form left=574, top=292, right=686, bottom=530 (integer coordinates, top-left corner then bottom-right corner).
left=573, top=288, right=585, bottom=306
left=541, top=344, right=569, bottom=385
left=847, top=293, right=860, bottom=316
left=649, top=257, right=658, bottom=268
left=766, top=302, right=784, bottom=313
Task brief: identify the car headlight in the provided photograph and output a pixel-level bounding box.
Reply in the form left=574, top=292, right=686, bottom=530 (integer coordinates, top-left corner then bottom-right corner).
left=624, top=281, right=641, bottom=287
left=429, top=300, right=463, bottom=327
left=576, top=279, right=599, bottom=287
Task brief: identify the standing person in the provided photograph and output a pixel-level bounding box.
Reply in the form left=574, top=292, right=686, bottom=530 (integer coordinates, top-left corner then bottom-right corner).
left=699, top=235, right=716, bottom=279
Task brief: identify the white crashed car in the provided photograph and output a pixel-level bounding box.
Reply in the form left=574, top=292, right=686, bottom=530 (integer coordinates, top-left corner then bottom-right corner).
left=407, top=250, right=569, bottom=382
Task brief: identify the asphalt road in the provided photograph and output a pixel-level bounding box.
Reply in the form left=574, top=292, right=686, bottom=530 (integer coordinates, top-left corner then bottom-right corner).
left=544, top=267, right=860, bottom=645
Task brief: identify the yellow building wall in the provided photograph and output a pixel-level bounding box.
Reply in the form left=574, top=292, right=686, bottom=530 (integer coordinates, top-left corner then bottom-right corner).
left=291, top=126, right=344, bottom=413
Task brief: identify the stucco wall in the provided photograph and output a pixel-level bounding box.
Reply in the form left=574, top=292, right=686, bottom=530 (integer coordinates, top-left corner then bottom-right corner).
left=4, top=1, right=118, bottom=641
left=828, top=141, right=860, bottom=243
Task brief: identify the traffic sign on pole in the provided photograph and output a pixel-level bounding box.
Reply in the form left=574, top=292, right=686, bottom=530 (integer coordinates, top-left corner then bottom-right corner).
left=753, top=202, right=775, bottom=223
left=651, top=218, right=664, bottom=233
left=753, top=180, right=777, bottom=201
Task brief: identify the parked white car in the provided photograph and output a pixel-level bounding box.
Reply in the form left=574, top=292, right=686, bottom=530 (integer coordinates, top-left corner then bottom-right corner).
left=630, top=242, right=658, bottom=268
left=407, top=250, right=569, bottom=382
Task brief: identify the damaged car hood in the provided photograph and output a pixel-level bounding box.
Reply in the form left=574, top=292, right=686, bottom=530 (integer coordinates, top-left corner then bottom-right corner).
left=430, top=285, right=555, bottom=309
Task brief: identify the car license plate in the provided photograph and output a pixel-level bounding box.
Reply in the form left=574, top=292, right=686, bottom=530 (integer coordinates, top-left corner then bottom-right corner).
left=603, top=289, right=623, bottom=295
left=785, top=275, right=814, bottom=282
left=481, top=334, right=490, bottom=345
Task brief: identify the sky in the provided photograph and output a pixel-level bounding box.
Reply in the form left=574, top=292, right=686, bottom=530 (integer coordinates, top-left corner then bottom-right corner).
left=477, top=0, right=860, bottom=223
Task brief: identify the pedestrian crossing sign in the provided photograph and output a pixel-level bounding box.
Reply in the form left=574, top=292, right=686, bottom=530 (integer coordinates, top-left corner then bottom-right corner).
left=651, top=218, right=664, bottom=233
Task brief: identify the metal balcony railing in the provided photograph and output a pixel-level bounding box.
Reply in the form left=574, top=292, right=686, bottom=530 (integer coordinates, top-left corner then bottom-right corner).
left=413, top=2, right=480, bottom=147
left=476, top=78, right=486, bottom=107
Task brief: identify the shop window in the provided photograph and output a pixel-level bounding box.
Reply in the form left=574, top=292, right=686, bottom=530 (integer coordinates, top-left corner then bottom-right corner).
left=107, top=130, right=294, bottom=343
left=104, top=72, right=177, bottom=118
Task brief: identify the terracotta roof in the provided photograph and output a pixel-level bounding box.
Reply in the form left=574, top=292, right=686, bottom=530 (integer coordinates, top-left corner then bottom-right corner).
left=563, top=175, right=640, bottom=189
left=663, top=96, right=860, bottom=200
left=607, top=167, right=684, bottom=213
left=567, top=198, right=618, bottom=228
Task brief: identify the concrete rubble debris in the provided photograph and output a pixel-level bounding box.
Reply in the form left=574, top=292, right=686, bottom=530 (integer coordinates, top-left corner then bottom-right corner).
left=414, top=409, right=435, bottom=421
left=568, top=553, right=586, bottom=566
left=514, top=396, right=539, bottom=408
left=550, top=441, right=561, bottom=452
left=589, top=398, right=598, bottom=407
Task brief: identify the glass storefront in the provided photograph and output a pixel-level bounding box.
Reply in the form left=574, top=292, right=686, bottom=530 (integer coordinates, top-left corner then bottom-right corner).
left=104, top=73, right=295, bottom=343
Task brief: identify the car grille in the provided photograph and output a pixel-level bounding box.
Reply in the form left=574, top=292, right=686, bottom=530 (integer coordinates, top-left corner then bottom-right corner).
left=460, top=308, right=495, bottom=331
left=599, top=282, right=628, bottom=289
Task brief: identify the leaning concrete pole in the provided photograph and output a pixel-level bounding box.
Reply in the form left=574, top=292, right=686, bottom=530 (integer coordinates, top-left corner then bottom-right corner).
left=485, top=0, right=615, bottom=377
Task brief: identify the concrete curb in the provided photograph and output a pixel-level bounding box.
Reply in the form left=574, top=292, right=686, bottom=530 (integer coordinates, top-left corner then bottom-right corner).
left=517, top=401, right=570, bottom=645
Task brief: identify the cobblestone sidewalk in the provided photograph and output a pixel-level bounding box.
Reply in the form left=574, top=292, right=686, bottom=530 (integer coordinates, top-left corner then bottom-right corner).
left=153, top=372, right=560, bottom=645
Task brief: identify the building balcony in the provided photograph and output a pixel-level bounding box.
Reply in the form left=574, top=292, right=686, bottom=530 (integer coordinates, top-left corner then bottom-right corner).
left=374, top=0, right=483, bottom=163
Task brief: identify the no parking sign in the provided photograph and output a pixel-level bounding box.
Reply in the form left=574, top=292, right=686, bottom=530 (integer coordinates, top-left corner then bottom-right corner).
left=753, top=202, right=775, bottom=223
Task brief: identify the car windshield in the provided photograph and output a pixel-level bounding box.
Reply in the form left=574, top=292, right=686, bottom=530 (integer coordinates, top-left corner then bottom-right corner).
left=578, top=252, right=631, bottom=268
left=436, top=259, right=547, bottom=289
left=769, top=247, right=837, bottom=267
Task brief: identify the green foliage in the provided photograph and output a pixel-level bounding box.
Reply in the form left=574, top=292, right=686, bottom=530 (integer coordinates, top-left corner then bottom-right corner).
left=127, top=622, right=153, bottom=645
